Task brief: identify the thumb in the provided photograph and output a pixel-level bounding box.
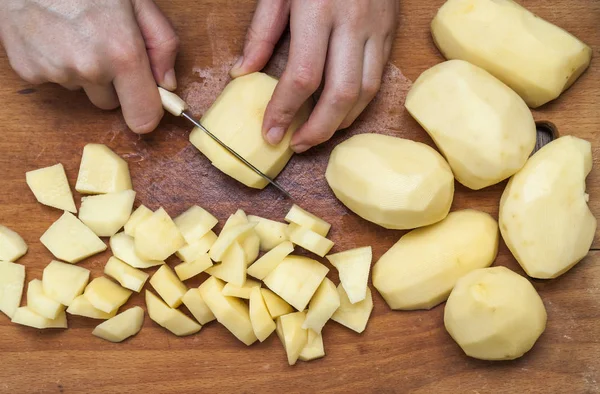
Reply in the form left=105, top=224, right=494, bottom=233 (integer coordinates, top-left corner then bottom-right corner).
left=230, top=0, right=290, bottom=78
left=132, top=0, right=180, bottom=90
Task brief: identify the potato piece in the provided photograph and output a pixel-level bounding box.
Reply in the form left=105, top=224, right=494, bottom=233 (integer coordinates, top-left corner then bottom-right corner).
left=445, top=266, right=547, bottom=360
left=287, top=224, right=334, bottom=258
left=84, top=277, right=132, bottom=314
left=302, top=278, right=340, bottom=334
left=25, top=163, right=76, bottom=213
left=11, top=307, right=67, bottom=329
left=431, top=0, right=592, bottom=108
left=174, top=205, right=218, bottom=244
left=174, top=253, right=213, bottom=281
left=299, top=330, right=325, bottom=362
left=27, top=279, right=64, bottom=320
left=79, top=190, right=136, bottom=237
left=181, top=288, right=216, bottom=325
left=405, top=60, right=536, bottom=190
left=198, top=276, right=257, bottom=345
left=205, top=242, right=246, bottom=286
left=263, top=255, right=329, bottom=311
left=176, top=231, right=217, bottom=263
left=247, top=241, right=294, bottom=280
left=92, top=307, right=144, bottom=343
left=261, top=288, right=293, bottom=319
left=40, top=212, right=107, bottom=264
left=221, top=209, right=249, bottom=231
left=190, top=72, right=311, bottom=189
left=42, top=260, right=90, bottom=306
left=221, top=210, right=260, bottom=264
left=110, top=232, right=164, bottom=269
left=222, top=279, right=261, bottom=299
left=76, top=143, right=132, bottom=194
left=326, top=134, right=454, bottom=230
left=104, top=256, right=149, bottom=292
left=0, top=225, right=28, bottom=262
left=0, top=261, right=25, bottom=318
left=276, top=312, right=308, bottom=366
left=146, top=290, right=201, bottom=336
left=327, top=247, right=371, bottom=304
left=135, top=208, right=185, bottom=261
left=501, top=136, right=595, bottom=278
left=66, top=295, right=116, bottom=319
left=331, top=285, right=373, bottom=334
left=373, top=210, right=499, bottom=310
left=249, top=286, right=276, bottom=342
left=285, top=205, right=331, bottom=237
left=210, top=222, right=257, bottom=263
left=150, top=265, right=188, bottom=308
left=124, top=205, right=153, bottom=237
left=247, top=215, right=289, bottom=251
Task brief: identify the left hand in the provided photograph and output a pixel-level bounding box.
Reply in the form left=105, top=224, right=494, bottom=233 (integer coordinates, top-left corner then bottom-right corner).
left=230, top=0, right=399, bottom=153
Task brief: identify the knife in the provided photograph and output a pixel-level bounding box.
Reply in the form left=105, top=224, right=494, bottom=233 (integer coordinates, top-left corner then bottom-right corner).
left=158, top=87, right=292, bottom=199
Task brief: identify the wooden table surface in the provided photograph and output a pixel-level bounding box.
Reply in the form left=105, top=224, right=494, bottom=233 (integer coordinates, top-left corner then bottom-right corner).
left=1, top=1, right=599, bottom=393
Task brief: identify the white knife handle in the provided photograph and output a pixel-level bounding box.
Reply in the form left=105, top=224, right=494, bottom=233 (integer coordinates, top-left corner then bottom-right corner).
left=158, top=87, right=188, bottom=116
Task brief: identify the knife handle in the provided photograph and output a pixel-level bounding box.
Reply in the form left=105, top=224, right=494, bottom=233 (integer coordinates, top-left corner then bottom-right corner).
left=158, top=87, right=188, bottom=116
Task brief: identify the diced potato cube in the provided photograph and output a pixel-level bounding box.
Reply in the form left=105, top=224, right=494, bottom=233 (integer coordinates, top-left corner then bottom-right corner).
left=249, top=286, right=276, bottom=342
left=331, top=285, right=373, bottom=334
left=181, top=288, right=216, bottom=325
left=92, top=306, right=144, bottom=343
left=221, top=210, right=260, bottom=264
left=221, top=209, right=249, bottom=231
left=248, top=215, right=289, bottom=251
left=0, top=261, right=25, bottom=318
left=40, top=212, right=107, bottom=264
left=327, top=246, right=372, bottom=304
left=79, top=190, right=136, bottom=237
left=124, top=205, right=153, bottom=237
left=176, top=231, right=217, bottom=263
left=299, top=330, right=325, bottom=361
left=104, top=256, right=149, bottom=292
left=205, top=242, right=247, bottom=286
left=222, top=278, right=261, bottom=299
left=247, top=241, right=294, bottom=280
left=0, top=225, right=28, bottom=262
left=174, top=253, right=213, bottom=281
left=287, top=224, right=334, bottom=257
left=42, top=260, right=90, bottom=306
left=11, top=306, right=67, bottom=329
left=276, top=312, right=308, bottom=366
left=135, top=208, right=186, bottom=261
left=27, top=279, right=64, bottom=320
left=76, top=143, right=132, bottom=194
left=25, top=163, right=76, bottom=213
left=146, top=290, right=201, bottom=336
left=66, top=295, right=116, bottom=319
left=209, top=222, right=257, bottom=262
left=285, top=205, right=331, bottom=237
left=150, top=265, right=188, bottom=308
left=174, top=205, right=218, bottom=244
left=84, top=277, right=132, bottom=314
left=302, top=278, right=340, bottom=333
left=110, top=232, right=164, bottom=269
left=260, top=288, right=293, bottom=319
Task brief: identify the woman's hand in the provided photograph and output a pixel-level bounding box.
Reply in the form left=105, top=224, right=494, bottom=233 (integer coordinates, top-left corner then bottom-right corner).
left=231, top=0, right=398, bottom=153
left=0, top=0, right=179, bottom=134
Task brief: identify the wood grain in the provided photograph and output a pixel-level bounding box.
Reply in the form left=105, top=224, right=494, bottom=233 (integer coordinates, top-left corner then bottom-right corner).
left=0, top=0, right=598, bottom=393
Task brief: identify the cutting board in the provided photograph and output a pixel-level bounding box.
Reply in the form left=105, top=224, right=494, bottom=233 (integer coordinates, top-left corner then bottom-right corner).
left=0, top=1, right=598, bottom=392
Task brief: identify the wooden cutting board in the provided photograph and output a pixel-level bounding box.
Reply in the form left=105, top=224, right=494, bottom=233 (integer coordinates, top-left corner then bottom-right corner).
left=0, top=1, right=598, bottom=392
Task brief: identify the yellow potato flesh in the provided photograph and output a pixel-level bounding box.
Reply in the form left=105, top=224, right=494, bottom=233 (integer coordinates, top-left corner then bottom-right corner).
left=26, top=163, right=76, bottom=213
left=0, top=261, right=25, bottom=318
left=76, top=143, right=132, bottom=194
left=42, top=260, right=90, bottom=306
left=92, top=307, right=144, bottom=343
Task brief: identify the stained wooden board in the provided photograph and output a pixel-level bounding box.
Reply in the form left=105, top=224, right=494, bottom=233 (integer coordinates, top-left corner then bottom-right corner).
left=0, top=0, right=598, bottom=393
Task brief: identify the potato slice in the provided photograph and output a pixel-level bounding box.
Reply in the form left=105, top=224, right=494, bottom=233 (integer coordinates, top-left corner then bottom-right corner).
left=25, top=163, right=76, bottom=213
left=221, top=210, right=260, bottom=264
left=42, top=260, right=90, bottom=306
left=40, top=212, right=107, bottom=264
left=174, top=253, right=213, bottom=281
left=135, top=207, right=185, bottom=261
left=0, top=225, right=28, bottom=262
left=66, top=295, right=116, bottom=319
left=299, top=330, right=325, bottom=362
left=249, top=286, right=276, bottom=342
left=104, top=256, right=149, bottom=292
left=174, top=205, right=218, bottom=244
left=327, top=247, right=371, bottom=304
left=146, top=290, right=201, bottom=336
left=150, top=265, right=188, bottom=308
left=263, top=255, right=329, bottom=311
left=331, top=285, right=373, bottom=334
left=445, top=266, right=547, bottom=360
left=205, top=242, right=246, bottom=286
left=198, top=276, right=257, bottom=345
left=11, top=307, right=67, bottom=329
left=500, top=136, right=596, bottom=278
left=431, top=0, right=592, bottom=108
left=276, top=312, right=308, bottom=366
left=110, top=232, right=164, bottom=269
left=92, top=306, right=144, bottom=343
left=0, top=261, right=25, bottom=318
left=373, top=210, right=499, bottom=310
left=84, top=277, right=132, bottom=314
left=124, top=205, right=153, bottom=237
left=222, top=279, right=261, bottom=299
left=247, top=241, right=294, bottom=280
left=285, top=205, right=331, bottom=237
left=326, top=134, right=454, bottom=230
left=27, top=279, right=64, bottom=320
left=302, top=278, right=340, bottom=334
left=209, top=222, right=257, bottom=262
left=190, top=72, right=311, bottom=189
left=287, top=224, right=334, bottom=258
left=405, top=60, right=536, bottom=190
left=260, top=288, right=293, bottom=319
left=247, top=215, right=289, bottom=251
left=176, top=231, right=217, bottom=263
left=79, top=190, right=136, bottom=237
left=181, top=288, right=216, bottom=325
left=76, top=143, right=132, bottom=194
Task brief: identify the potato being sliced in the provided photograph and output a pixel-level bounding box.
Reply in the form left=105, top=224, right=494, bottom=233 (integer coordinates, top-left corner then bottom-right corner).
left=79, top=190, right=136, bottom=237
left=27, top=279, right=64, bottom=320
left=174, top=205, right=219, bottom=244
left=205, top=242, right=247, bottom=286
left=92, top=306, right=144, bottom=343
left=66, top=295, right=116, bottom=319
left=104, top=256, right=149, bottom=292
left=287, top=224, right=334, bottom=258
left=76, top=143, right=132, bottom=194
left=247, top=241, right=294, bottom=280
left=42, top=260, right=90, bottom=306
left=181, top=288, right=216, bottom=325
left=249, top=286, right=276, bottom=342
left=135, top=208, right=186, bottom=261
left=0, top=261, right=25, bottom=318
left=247, top=215, right=289, bottom=251
left=327, top=247, right=372, bottom=304
left=209, top=222, right=257, bottom=262
left=222, top=279, right=261, bottom=299
left=174, top=253, right=213, bottom=281
left=0, top=225, right=28, bottom=262
left=176, top=231, right=217, bottom=263
left=285, top=205, right=331, bottom=237
left=276, top=312, right=308, bottom=366
left=11, top=307, right=67, bottom=329
left=110, top=232, right=164, bottom=269
left=25, top=163, right=76, bottom=213
left=146, top=290, right=201, bottom=336
left=40, top=212, right=107, bottom=264
left=299, top=330, right=325, bottom=362
left=150, top=265, right=188, bottom=308
left=302, top=278, right=340, bottom=334
left=261, top=288, right=293, bottom=319
left=124, top=205, right=153, bottom=237
left=331, top=286, right=373, bottom=334
left=84, top=277, right=132, bottom=314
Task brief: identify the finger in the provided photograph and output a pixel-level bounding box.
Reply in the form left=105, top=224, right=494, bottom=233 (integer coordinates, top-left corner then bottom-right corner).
left=61, top=82, right=82, bottom=91
left=133, top=0, right=180, bottom=90
left=83, top=84, right=120, bottom=110
left=262, top=2, right=332, bottom=145
left=230, top=0, right=291, bottom=78
left=290, top=29, right=364, bottom=153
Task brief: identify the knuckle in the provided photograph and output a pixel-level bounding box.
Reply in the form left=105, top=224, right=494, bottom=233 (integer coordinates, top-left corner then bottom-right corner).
left=330, top=84, right=360, bottom=107
left=362, top=78, right=382, bottom=99
left=153, top=34, right=180, bottom=54
left=288, top=66, right=321, bottom=93
left=109, top=40, right=146, bottom=70
left=73, top=58, right=105, bottom=83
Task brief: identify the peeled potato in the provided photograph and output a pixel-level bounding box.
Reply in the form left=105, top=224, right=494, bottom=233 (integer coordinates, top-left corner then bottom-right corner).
left=79, top=190, right=136, bottom=237
left=500, top=136, right=596, bottom=279
left=26, top=163, right=77, bottom=213
left=326, top=134, right=454, bottom=230
left=134, top=208, right=185, bottom=261
left=76, top=144, right=132, bottom=194
left=431, top=0, right=592, bottom=108
left=92, top=306, right=144, bottom=343
left=444, top=266, right=547, bottom=360
left=0, top=225, right=28, bottom=262
left=405, top=60, right=536, bottom=190
left=0, top=261, right=25, bottom=318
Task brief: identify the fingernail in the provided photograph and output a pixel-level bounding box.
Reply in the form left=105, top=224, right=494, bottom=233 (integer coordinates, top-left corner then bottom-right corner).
left=163, top=69, right=177, bottom=91
left=291, top=143, right=310, bottom=153
left=229, top=56, right=244, bottom=77
left=265, top=127, right=286, bottom=145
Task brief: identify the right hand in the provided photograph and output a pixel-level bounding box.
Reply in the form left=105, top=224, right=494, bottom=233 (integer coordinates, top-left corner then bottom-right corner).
left=0, top=0, right=180, bottom=134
